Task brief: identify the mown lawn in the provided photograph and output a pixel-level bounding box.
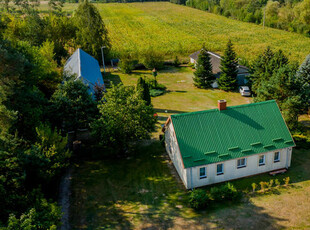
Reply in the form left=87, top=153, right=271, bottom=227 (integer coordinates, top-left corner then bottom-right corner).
left=103, top=65, right=251, bottom=137
left=42, top=2, right=310, bottom=63
left=70, top=141, right=310, bottom=229
left=70, top=66, right=310, bottom=229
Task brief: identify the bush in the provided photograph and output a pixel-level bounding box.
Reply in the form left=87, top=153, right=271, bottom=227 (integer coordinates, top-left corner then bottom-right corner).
left=145, top=78, right=166, bottom=90
left=150, top=89, right=165, bottom=97
left=173, top=56, right=181, bottom=67
left=292, top=133, right=310, bottom=149
left=251, top=183, right=257, bottom=192
left=139, top=48, right=164, bottom=70
left=210, top=183, right=241, bottom=202
left=189, top=189, right=210, bottom=209
left=283, top=177, right=290, bottom=186
left=275, top=179, right=280, bottom=187
left=119, top=54, right=138, bottom=74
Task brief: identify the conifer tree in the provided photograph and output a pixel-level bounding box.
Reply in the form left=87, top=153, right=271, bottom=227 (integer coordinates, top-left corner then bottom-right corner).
left=193, top=46, right=214, bottom=88
left=296, top=54, right=310, bottom=112
left=136, top=77, right=151, bottom=106
left=218, top=40, right=238, bottom=91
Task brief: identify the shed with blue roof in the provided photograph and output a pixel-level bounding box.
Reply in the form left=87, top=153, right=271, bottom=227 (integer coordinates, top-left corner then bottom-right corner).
left=64, top=48, right=105, bottom=92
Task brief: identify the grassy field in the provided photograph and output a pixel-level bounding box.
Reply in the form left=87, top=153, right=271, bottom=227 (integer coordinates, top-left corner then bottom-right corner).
left=45, top=2, right=310, bottom=63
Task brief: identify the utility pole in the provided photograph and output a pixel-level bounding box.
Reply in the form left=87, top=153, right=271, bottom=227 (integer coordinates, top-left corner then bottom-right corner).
left=101, top=46, right=106, bottom=74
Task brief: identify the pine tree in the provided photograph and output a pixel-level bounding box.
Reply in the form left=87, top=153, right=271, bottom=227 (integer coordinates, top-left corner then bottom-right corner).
left=193, top=46, right=214, bottom=88
left=296, top=54, right=310, bottom=112
left=218, top=40, right=238, bottom=91
left=136, top=77, right=151, bottom=106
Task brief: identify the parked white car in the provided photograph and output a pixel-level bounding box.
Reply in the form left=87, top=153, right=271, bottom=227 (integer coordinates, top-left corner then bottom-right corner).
left=239, top=86, right=251, bottom=96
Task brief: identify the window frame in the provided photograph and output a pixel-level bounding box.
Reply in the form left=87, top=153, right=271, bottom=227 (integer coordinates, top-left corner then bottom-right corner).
left=199, top=167, right=207, bottom=179
left=259, top=155, right=265, bottom=166
left=216, top=163, right=224, bottom=175
left=237, top=158, right=247, bottom=169
left=274, top=151, right=280, bottom=163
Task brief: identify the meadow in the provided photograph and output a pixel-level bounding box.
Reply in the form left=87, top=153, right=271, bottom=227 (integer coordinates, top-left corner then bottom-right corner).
left=56, top=2, right=310, bottom=63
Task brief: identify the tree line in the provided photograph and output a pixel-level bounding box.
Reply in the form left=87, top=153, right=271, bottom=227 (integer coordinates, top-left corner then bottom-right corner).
left=172, top=0, right=310, bottom=36
left=193, top=40, right=310, bottom=131
left=0, top=0, right=157, bottom=228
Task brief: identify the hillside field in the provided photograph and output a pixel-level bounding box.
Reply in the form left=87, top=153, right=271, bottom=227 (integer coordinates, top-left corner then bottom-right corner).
left=53, top=2, right=310, bottom=63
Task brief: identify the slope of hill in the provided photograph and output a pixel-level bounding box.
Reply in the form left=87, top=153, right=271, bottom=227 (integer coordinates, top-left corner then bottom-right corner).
left=61, top=2, right=310, bottom=63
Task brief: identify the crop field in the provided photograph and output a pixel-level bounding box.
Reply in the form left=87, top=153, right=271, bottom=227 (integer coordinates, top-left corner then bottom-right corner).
left=57, top=2, right=310, bottom=63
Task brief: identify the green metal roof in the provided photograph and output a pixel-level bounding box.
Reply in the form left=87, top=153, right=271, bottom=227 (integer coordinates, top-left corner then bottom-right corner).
left=170, top=100, right=295, bottom=168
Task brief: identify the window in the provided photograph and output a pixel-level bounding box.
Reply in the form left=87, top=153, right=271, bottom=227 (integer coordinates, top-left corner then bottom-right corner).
left=237, top=158, right=247, bottom=168
left=217, top=163, right=224, bottom=175
left=259, top=155, right=265, bottom=166
left=199, top=167, right=207, bottom=179
left=274, top=152, right=280, bottom=163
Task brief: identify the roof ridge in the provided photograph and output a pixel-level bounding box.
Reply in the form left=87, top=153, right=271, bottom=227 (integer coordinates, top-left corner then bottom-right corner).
left=171, top=100, right=276, bottom=118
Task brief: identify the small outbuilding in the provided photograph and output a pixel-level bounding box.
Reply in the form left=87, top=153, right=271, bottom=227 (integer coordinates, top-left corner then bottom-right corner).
left=189, top=50, right=249, bottom=88
left=164, top=100, right=295, bottom=189
left=64, top=48, right=105, bottom=92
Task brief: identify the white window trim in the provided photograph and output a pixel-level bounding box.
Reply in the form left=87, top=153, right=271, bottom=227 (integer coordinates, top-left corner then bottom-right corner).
left=216, top=163, right=224, bottom=175
left=259, top=155, right=265, bottom=166
left=199, top=167, right=207, bottom=179
left=237, top=158, right=247, bottom=169
left=274, top=151, right=280, bottom=163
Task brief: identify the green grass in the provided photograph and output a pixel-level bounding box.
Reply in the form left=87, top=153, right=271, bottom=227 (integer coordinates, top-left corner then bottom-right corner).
left=70, top=141, right=310, bottom=229
left=57, top=2, right=310, bottom=63
left=103, top=65, right=251, bottom=137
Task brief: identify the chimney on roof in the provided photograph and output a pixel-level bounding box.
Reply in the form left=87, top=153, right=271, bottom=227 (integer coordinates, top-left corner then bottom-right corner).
left=218, top=99, right=227, bottom=111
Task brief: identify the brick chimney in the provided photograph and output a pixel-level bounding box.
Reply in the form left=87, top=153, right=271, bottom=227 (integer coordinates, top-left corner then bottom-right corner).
left=218, top=99, right=227, bottom=111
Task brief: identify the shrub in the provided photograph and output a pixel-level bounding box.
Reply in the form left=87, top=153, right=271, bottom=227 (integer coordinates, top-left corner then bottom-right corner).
left=189, top=189, right=210, bottom=209
left=210, top=183, right=241, bottom=202
left=146, top=78, right=166, bottom=90
left=150, top=89, right=165, bottom=97
left=275, top=179, right=280, bottom=187
left=139, top=48, right=164, bottom=70
left=268, top=179, right=274, bottom=189
left=119, top=57, right=137, bottom=74
left=251, top=183, right=257, bottom=193
left=283, top=177, right=290, bottom=186
left=292, top=133, right=310, bottom=149
left=173, top=56, right=181, bottom=67
left=259, top=181, right=266, bottom=192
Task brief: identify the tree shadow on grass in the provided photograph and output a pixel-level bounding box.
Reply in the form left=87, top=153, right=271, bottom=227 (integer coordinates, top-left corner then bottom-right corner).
left=103, top=72, right=123, bottom=86
left=70, top=141, right=290, bottom=229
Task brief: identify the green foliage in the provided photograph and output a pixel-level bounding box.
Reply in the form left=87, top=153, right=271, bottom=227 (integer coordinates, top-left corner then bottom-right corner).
left=73, top=1, right=110, bottom=61
left=49, top=80, right=97, bottom=132
left=283, top=177, right=290, bottom=186
left=22, top=124, right=71, bottom=184
left=210, top=183, right=241, bottom=202
left=6, top=198, right=61, bottom=230
left=91, top=84, right=157, bottom=154
left=136, top=77, right=151, bottom=105
left=119, top=53, right=137, bottom=74
left=173, top=56, right=181, bottom=67
left=252, top=47, right=304, bottom=130
left=189, top=189, right=210, bottom=209
left=275, top=179, right=280, bottom=187
left=251, top=183, right=257, bottom=192
left=140, top=47, right=164, bottom=70
left=259, top=181, right=267, bottom=192
left=295, top=54, right=310, bottom=113
left=193, top=46, right=215, bottom=89
left=150, top=89, right=165, bottom=97
left=218, top=40, right=238, bottom=91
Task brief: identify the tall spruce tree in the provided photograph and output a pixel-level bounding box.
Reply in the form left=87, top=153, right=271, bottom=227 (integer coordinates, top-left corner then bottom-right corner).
left=218, top=40, right=238, bottom=91
left=193, top=46, right=214, bottom=88
left=296, top=54, right=310, bottom=113
left=136, top=77, right=151, bottom=106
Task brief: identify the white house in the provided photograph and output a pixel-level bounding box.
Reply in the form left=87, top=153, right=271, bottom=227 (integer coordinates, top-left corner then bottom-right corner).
left=163, top=100, right=295, bottom=189
left=189, top=50, right=249, bottom=88
left=64, top=48, right=105, bottom=93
